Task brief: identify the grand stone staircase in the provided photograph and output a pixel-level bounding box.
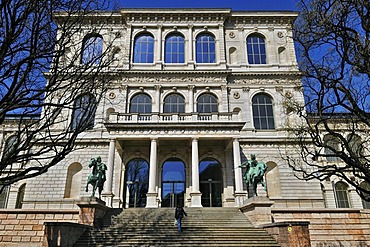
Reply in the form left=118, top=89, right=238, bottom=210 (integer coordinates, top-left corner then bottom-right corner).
left=73, top=207, right=280, bottom=247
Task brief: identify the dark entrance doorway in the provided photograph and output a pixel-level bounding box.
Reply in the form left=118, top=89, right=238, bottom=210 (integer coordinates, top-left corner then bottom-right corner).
left=199, top=158, right=223, bottom=207
left=124, top=158, right=149, bottom=208
left=162, top=158, right=185, bottom=207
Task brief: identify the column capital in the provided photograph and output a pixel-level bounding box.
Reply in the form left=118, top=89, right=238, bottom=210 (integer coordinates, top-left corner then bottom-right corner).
left=150, top=137, right=158, bottom=141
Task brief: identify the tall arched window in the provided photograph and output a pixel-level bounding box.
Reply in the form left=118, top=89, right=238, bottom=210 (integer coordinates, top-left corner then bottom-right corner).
left=2, top=135, right=18, bottom=161
left=133, top=33, right=154, bottom=63
left=335, top=181, right=350, bottom=208
left=196, top=33, right=216, bottom=63
left=15, top=183, right=26, bottom=209
left=252, top=94, right=275, bottom=129
left=165, top=34, right=185, bottom=63
left=197, top=93, right=218, bottom=113
left=130, top=94, right=152, bottom=113
left=199, top=158, right=223, bottom=207
left=81, top=33, right=103, bottom=65
left=324, top=134, right=341, bottom=162
left=163, top=93, right=185, bottom=113
left=71, top=94, right=97, bottom=130
left=247, top=34, right=266, bottom=64
left=125, top=158, right=149, bottom=208
left=0, top=183, right=9, bottom=209
left=64, top=163, right=83, bottom=198
left=359, top=182, right=370, bottom=209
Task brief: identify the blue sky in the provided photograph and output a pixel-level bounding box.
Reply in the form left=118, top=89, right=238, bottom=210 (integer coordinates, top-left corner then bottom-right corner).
left=119, top=0, right=298, bottom=11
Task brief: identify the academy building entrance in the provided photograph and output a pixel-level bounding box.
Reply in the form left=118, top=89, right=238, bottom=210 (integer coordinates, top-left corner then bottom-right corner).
left=199, top=158, right=223, bottom=207
left=161, top=158, right=185, bottom=207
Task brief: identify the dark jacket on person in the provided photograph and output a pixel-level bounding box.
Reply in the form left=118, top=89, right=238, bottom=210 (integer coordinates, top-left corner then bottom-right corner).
left=175, top=207, right=187, bottom=219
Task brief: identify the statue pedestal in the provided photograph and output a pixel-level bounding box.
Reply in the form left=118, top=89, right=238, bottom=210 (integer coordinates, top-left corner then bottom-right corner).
left=77, top=197, right=109, bottom=228
left=101, top=191, right=115, bottom=207
left=234, top=191, right=248, bottom=207
left=240, top=196, right=274, bottom=226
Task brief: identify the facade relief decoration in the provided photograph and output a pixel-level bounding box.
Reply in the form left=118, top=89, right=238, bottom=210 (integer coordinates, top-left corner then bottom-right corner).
left=121, top=75, right=227, bottom=84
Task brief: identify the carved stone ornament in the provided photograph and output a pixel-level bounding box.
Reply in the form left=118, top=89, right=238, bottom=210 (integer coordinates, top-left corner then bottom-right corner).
left=108, top=92, right=116, bottom=99
left=229, top=32, right=235, bottom=38
left=233, top=92, right=240, bottom=99
left=277, top=31, right=284, bottom=38
left=122, top=76, right=226, bottom=83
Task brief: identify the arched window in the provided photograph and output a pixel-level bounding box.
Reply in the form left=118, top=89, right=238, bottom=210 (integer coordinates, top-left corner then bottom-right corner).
left=133, top=33, right=154, bottom=63
left=2, top=135, right=18, bottom=161
left=348, top=134, right=364, bottom=157
left=130, top=94, right=152, bottom=113
left=81, top=34, right=103, bottom=64
left=324, top=134, right=341, bottom=162
left=163, top=93, right=185, bottom=113
left=125, top=158, right=149, bottom=208
left=15, top=183, right=26, bottom=209
left=252, top=94, right=275, bottom=129
left=71, top=94, right=96, bottom=130
left=359, top=182, right=370, bottom=209
left=197, top=93, right=218, bottom=113
left=247, top=34, right=266, bottom=64
left=335, top=181, right=350, bottom=208
left=196, top=33, right=216, bottom=63
left=64, top=163, right=83, bottom=198
left=165, top=34, right=185, bottom=63
left=0, top=183, right=9, bottom=209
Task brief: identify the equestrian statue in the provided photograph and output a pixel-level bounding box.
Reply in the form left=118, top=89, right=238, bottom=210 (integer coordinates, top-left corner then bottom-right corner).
left=240, top=154, right=267, bottom=198
left=85, top=156, right=107, bottom=198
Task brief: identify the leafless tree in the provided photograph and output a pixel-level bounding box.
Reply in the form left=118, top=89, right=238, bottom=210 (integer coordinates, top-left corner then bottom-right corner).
left=285, top=0, right=370, bottom=201
left=0, top=0, right=118, bottom=192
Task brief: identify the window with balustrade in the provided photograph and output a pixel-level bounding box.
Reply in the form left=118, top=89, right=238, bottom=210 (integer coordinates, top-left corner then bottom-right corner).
left=133, top=33, right=154, bottom=63
left=197, top=93, right=218, bottom=113
left=163, top=93, right=185, bottom=113
left=130, top=93, right=152, bottom=113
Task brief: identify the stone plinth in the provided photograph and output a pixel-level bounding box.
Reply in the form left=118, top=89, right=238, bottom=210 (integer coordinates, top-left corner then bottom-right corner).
left=262, top=221, right=311, bottom=247
left=190, top=192, right=203, bottom=207
left=240, top=196, right=274, bottom=226
left=76, top=197, right=109, bottom=228
left=234, top=191, right=248, bottom=207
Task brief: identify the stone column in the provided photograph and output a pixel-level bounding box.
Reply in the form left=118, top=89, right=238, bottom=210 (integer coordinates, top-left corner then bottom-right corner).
left=154, top=85, right=161, bottom=113
left=102, top=138, right=115, bottom=207
left=156, top=25, right=163, bottom=67
left=188, top=85, right=195, bottom=113
left=190, top=138, right=202, bottom=207
left=233, top=138, right=246, bottom=206
left=146, top=138, right=158, bottom=208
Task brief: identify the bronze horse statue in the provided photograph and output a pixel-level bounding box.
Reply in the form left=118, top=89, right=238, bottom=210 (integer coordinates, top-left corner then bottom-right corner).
left=85, top=156, right=107, bottom=198
left=240, top=154, right=267, bottom=198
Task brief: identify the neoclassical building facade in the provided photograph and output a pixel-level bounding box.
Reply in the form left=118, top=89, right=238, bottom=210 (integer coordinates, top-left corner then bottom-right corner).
left=1, top=8, right=368, bottom=211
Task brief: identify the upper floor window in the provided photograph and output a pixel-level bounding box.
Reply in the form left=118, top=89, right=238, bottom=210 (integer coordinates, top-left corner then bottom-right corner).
left=130, top=93, right=152, bottom=114
left=71, top=94, right=96, bottom=130
left=335, top=181, right=350, bottom=208
left=165, top=34, right=185, bottom=63
left=163, top=93, right=185, bottom=113
left=2, top=135, right=18, bottom=161
left=360, top=182, right=370, bottom=209
left=133, top=33, right=154, bottom=63
left=0, top=183, right=9, bottom=209
left=324, top=134, right=341, bottom=162
left=197, top=93, right=218, bottom=113
left=81, top=34, right=103, bottom=65
left=252, top=94, right=275, bottom=130
left=196, top=33, right=216, bottom=63
left=247, top=34, right=266, bottom=64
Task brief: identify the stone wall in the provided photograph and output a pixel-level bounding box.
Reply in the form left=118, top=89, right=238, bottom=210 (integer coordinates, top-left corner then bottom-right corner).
left=272, top=208, right=370, bottom=247
left=0, top=209, right=79, bottom=247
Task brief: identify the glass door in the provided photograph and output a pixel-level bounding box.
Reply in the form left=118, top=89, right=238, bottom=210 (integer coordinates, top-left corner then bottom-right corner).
left=125, top=158, right=149, bottom=208
left=162, top=158, right=185, bottom=207
left=199, top=158, right=223, bottom=207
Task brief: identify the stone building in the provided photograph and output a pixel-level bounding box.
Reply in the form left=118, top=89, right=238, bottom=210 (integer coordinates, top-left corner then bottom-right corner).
left=1, top=8, right=370, bottom=246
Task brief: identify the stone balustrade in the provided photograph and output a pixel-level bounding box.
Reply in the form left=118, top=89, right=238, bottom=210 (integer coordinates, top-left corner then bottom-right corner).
left=108, top=112, right=241, bottom=124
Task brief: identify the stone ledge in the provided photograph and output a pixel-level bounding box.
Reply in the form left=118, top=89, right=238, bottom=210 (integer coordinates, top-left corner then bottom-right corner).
left=272, top=208, right=362, bottom=213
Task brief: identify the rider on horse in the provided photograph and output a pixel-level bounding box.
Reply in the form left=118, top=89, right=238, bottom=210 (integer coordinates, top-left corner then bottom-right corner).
left=86, top=156, right=107, bottom=198
left=240, top=154, right=267, bottom=197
